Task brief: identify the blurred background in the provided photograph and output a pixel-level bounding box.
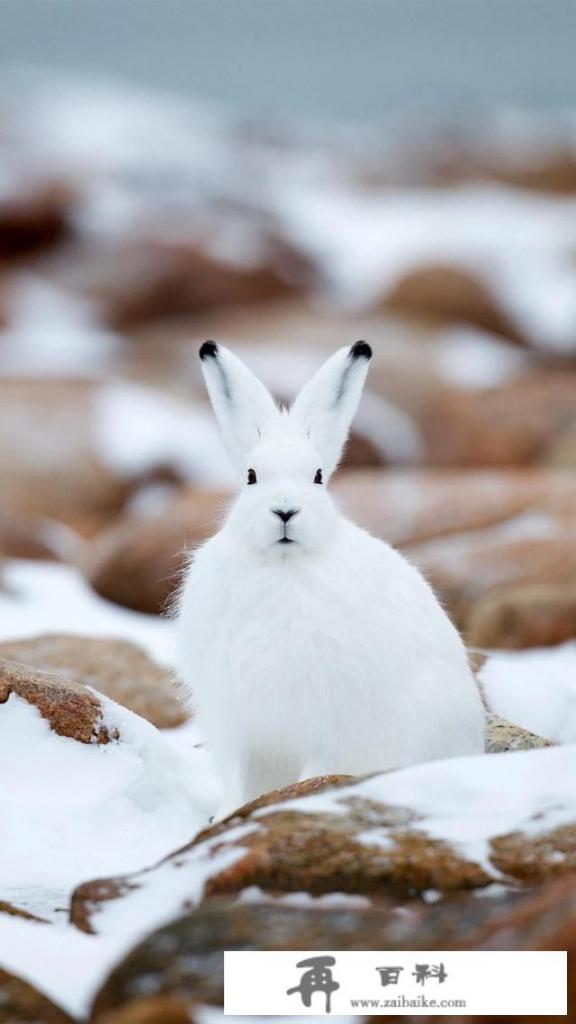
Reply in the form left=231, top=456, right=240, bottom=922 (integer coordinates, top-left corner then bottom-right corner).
left=2, top=0, right=576, bottom=656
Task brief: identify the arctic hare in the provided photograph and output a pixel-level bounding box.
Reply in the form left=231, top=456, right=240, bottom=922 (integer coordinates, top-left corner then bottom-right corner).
left=178, top=340, right=485, bottom=817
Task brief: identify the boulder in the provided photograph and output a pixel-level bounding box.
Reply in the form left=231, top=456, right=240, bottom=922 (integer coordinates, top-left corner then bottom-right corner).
left=94, top=996, right=195, bottom=1024
left=90, top=876, right=576, bottom=1019
left=418, top=369, right=576, bottom=467
left=332, top=467, right=576, bottom=548
left=83, top=490, right=229, bottom=615
left=382, top=262, right=519, bottom=342
left=467, top=581, right=576, bottom=650
left=411, top=520, right=576, bottom=630
left=0, top=177, right=73, bottom=257
left=0, top=379, right=129, bottom=523
left=0, top=516, right=61, bottom=561
left=0, top=635, right=186, bottom=729
left=71, top=746, right=576, bottom=936
left=0, top=659, right=116, bottom=744
left=484, top=712, right=552, bottom=753
left=84, top=467, right=576, bottom=617
left=49, top=231, right=314, bottom=329
left=0, top=967, right=73, bottom=1023
left=87, top=894, right=499, bottom=1015
left=0, top=658, right=203, bottom=912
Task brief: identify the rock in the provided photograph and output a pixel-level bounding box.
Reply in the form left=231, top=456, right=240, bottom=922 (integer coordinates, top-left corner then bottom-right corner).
left=83, top=490, right=230, bottom=614
left=461, top=874, right=576, bottom=1021
left=0, top=516, right=60, bottom=561
left=334, top=468, right=576, bottom=632
left=332, top=467, right=576, bottom=548
left=0, top=635, right=186, bottom=729
left=0, top=899, right=47, bottom=923
left=0, top=379, right=129, bottom=522
left=94, top=996, right=195, bottom=1024
left=91, top=876, right=575, bottom=1019
left=84, top=467, right=576, bottom=617
left=0, top=177, right=73, bottom=257
left=87, top=895, right=490, bottom=1014
left=381, top=262, right=519, bottom=342
left=71, top=746, right=576, bottom=936
left=0, top=967, right=73, bottom=1023
left=50, top=231, right=313, bottom=329
left=0, top=659, right=116, bottom=744
left=484, top=712, right=552, bottom=753
left=419, top=369, right=576, bottom=467
left=410, top=519, right=576, bottom=630
left=467, top=581, right=576, bottom=650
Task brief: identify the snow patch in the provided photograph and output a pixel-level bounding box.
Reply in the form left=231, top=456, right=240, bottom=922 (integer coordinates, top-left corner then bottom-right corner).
left=480, top=642, right=576, bottom=744
left=93, top=381, right=235, bottom=487
left=0, top=560, right=174, bottom=666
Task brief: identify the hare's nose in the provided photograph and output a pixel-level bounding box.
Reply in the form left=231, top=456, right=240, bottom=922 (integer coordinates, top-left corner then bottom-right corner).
left=272, top=508, right=300, bottom=523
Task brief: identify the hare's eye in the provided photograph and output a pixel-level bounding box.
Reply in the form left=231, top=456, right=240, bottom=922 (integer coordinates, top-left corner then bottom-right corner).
left=247, top=468, right=257, bottom=485
left=314, top=468, right=323, bottom=485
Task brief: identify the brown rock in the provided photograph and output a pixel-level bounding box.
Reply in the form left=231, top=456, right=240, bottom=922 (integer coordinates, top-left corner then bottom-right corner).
left=0, top=634, right=186, bottom=729
left=0, top=659, right=116, bottom=744
left=0, top=178, right=73, bottom=258
left=484, top=712, right=552, bottom=753
left=0, top=967, right=73, bottom=1023
left=94, top=996, right=194, bottom=1024
left=72, top=750, right=576, bottom=936
left=0, top=379, right=129, bottom=522
left=463, top=874, right=576, bottom=1022
left=467, top=581, right=576, bottom=649
left=91, top=880, right=570, bottom=1018
left=194, top=773, right=354, bottom=845
left=49, top=231, right=313, bottom=329
left=88, top=895, right=492, bottom=1015
left=0, top=516, right=60, bottom=560
left=419, top=369, right=576, bottom=467
left=411, top=521, right=576, bottom=629
left=333, top=467, right=576, bottom=548
left=83, top=490, right=230, bottom=615
left=0, top=900, right=47, bottom=923
left=382, top=262, right=519, bottom=342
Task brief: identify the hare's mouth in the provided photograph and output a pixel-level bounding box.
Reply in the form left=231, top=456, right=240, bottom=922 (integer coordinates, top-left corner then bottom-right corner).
left=278, top=536, right=294, bottom=545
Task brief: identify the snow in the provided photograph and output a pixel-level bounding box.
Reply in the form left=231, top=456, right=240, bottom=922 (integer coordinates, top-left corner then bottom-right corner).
left=410, top=511, right=561, bottom=566
left=237, top=887, right=372, bottom=909
left=480, top=642, right=576, bottom=744
left=65, top=745, right=576, bottom=969
left=280, top=180, right=576, bottom=352
left=269, top=745, right=576, bottom=879
left=0, top=666, right=220, bottom=1016
left=94, top=381, right=235, bottom=488
left=0, top=72, right=574, bottom=1021
left=0, top=559, right=174, bottom=666
left=436, top=326, right=529, bottom=391
left=0, top=692, right=207, bottom=892
left=0, top=277, right=119, bottom=377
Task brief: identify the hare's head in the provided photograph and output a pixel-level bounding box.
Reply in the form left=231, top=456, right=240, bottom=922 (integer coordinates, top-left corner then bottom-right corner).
left=199, top=340, right=372, bottom=554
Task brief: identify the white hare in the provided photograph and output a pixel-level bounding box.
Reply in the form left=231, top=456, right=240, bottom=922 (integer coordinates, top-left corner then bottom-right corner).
left=177, top=340, right=485, bottom=818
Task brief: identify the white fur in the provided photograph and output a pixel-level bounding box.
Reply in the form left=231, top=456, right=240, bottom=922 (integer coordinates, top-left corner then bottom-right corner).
left=177, top=341, right=485, bottom=818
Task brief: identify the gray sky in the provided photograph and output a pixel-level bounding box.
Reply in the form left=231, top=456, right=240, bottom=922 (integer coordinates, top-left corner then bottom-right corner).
left=0, top=0, right=575, bottom=121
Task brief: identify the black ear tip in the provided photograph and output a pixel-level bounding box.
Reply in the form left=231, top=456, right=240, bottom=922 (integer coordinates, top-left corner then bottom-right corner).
left=350, top=339, right=372, bottom=360
left=200, top=340, right=218, bottom=360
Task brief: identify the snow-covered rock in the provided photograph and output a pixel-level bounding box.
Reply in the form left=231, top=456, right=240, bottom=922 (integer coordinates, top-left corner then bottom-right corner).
left=0, top=670, right=208, bottom=904
left=72, top=745, right=576, bottom=940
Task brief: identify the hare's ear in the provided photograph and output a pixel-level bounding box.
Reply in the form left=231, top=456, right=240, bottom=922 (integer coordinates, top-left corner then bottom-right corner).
left=199, top=341, right=279, bottom=472
left=290, top=341, right=372, bottom=479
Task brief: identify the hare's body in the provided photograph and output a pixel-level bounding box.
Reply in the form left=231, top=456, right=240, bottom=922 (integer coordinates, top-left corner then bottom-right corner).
left=179, top=502, right=485, bottom=816
left=177, top=340, right=485, bottom=818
